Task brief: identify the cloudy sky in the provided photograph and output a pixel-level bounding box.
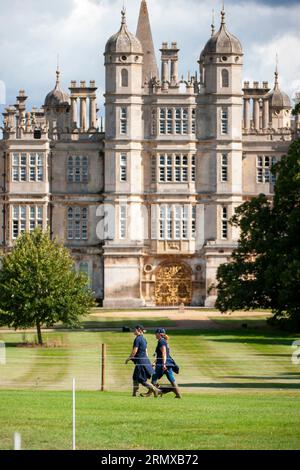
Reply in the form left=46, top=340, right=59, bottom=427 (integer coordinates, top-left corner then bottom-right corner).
left=0, top=0, right=299, bottom=115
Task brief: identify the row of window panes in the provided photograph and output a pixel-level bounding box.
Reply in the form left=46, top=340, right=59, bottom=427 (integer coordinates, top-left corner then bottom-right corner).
left=68, top=156, right=88, bottom=183
left=221, top=207, right=228, bottom=239
left=12, top=153, right=44, bottom=182
left=12, top=205, right=43, bottom=239
left=120, top=108, right=127, bottom=135
left=221, top=109, right=228, bottom=134
left=159, top=205, right=196, bottom=240
left=78, top=262, right=92, bottom=288
left=221, top=154, right=228, bottom=182
left=154, top=154, right=196, bottom=183
left=120, top=154, right=127, bottom=182
left=257, top=156, right=276, bottom=183
left=67, top=207, right=88, bottom=240
left=159, top=108, right=195, bottom=135
left=119, top=206, right=127, bottom=239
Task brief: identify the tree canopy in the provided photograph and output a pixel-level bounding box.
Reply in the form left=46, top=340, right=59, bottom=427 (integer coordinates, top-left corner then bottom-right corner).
left=0, top=228, right=95, bottom=344
left=214, top=138, right=300, bottom=330
left=292, top=102, right=300, bottom=116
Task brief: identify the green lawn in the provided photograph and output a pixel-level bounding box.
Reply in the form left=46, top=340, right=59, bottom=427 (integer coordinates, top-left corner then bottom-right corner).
left=61, top=315, right=176, bottom=330
left=1, top=315, right=300, bottom=449
left=0, top=390, right=300, bottom=450
left=1, top=322, right=299, bottom=391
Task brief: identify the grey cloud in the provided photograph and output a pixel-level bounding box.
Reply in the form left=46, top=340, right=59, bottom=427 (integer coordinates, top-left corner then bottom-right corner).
left=0, top=0, right=299, bottom=115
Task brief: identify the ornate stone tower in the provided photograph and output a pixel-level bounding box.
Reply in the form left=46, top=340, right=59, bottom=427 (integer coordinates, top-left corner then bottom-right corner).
left=267, top=66, right=292, bottom=130
left=197, top=9, right=244, bottom=306
left=44, top=68, right=70, bottom=136
left=103, top=9, right=145, bottom=307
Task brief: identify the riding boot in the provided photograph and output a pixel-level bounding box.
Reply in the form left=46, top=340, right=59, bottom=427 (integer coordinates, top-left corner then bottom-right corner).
left=132, top=381, right=139, bottom=397
left=171, top=381, right=182, bottom=398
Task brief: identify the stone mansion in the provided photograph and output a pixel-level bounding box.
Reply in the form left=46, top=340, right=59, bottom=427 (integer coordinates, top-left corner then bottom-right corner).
left=0, top=1, right=299, bottom=307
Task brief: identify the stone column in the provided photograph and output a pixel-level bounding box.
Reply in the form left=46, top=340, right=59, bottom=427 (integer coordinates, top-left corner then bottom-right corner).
left=253, top=98, right=260, bottom=130
left=80, top=97, right=87, bottom=131
left=170, top=59, right=178, bottom=83
left=262, top=98, right=269, bottom=129
left=89, top=96, right=97, bottom=129
left=7, top=107, right=16, bottom=128
left=244, top=98, right=250, bottom=129
left=71, top=97, right=77, bottom=128
left=161, top=60, right=169, bottom=83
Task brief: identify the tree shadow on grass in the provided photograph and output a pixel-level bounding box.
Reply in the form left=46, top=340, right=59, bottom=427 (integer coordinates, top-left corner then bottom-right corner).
left=179, top=382, right=300, bottom=390
left=4, top=342, right=31, bottom=348
left=153, top=330, right=300, bottom=350
left=284, top=372, right=300, bottom=376
left=251, top=353, right=291, bottom=357
left=212, top=337, right=296, bottom=346
left=220, top=375, right=300, bottom=380
left=54, top=319, right=176, bottom=330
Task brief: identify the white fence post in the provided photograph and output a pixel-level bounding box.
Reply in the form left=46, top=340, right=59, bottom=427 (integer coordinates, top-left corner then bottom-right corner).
left=14, top=432, right=21, bottom=450
left=73, top=378, right=76, bottom=451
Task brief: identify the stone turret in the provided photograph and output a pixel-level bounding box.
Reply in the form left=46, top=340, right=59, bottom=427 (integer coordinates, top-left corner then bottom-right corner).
left=44, top=69, right=70, bottom=136
left=103, top=9, right=145, bottom=308
left=44, top=69, right=70, bottom=108
left=267, top=66, right=292, bottom=129
left=197, top=9, right=244, bottom=307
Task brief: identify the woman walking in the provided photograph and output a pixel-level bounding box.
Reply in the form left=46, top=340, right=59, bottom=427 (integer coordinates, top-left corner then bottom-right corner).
left=151, top=328, right=181, bottom=398
left=125, top=325, right=160, bottom=397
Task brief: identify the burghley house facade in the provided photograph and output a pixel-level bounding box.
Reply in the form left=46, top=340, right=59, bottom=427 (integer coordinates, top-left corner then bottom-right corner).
left=0, top=1, right=299, bottom=307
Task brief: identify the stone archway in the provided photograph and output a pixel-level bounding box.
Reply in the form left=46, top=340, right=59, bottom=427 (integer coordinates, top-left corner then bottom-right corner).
left=155, top=262, right=192, bottom=306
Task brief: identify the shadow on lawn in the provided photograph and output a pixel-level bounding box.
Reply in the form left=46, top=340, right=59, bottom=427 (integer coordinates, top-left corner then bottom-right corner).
left=54, top=319, right=176, bottom=330
left=179, top=382, right=300, bottom=390
left=212, top=337, right=296, bottom=346
left=220, top=375, right=300, bottom=380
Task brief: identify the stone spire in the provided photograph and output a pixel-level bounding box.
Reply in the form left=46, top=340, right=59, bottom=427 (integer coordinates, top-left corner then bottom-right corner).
left=221, top=8, right=226, bottom=26
left=136, top=0, right=159, bottom=83
left=211, top=8, right=215, bottom=36
left=274, top=53, right=279, bottom=90
left=121, top=6, right=126, bottom=26
left=55, top=66, right=61, bottom=90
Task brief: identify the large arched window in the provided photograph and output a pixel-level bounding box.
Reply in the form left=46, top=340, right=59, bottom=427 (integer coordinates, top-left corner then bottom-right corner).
left=121, top=69, right=128, bottom=87
left=221, top=69, right=229, bottom=88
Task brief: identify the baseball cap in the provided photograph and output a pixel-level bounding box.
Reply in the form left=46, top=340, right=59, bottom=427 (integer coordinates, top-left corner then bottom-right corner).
left=135, top=324, right=146, bottom=332
left=155, top=328, right=166, bottom=335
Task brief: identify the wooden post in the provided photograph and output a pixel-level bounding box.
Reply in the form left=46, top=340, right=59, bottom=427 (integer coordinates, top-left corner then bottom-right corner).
left=101, top=343, right=106, bottom=392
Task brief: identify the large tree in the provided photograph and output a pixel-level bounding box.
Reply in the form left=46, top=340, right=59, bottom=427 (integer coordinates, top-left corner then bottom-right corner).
left=0, top=228, right=95, bottom=344
left=292, top=102, right=300, bottom=117
left=214, top=137, right=300, bottom=330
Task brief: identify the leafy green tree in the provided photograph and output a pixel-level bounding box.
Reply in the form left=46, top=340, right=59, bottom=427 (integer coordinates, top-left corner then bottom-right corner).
left=214, top=138, right=300, bottom=330
left=0, top=228, right=95, bottom=344
left=292, top=102, right=300, bottom=116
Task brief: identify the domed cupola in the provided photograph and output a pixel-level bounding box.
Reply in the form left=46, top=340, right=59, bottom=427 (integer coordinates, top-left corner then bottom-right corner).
left=44, top=69, right=70, bottom=108
left=267, top=68, right=291, bottom=110
left=105, top=9, right=143, bottom=56
left=200, top=10, right=242, bottom=59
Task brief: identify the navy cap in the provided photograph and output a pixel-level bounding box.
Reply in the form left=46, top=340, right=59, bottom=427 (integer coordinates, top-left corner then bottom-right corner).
left=155, top=328, right=166, bottom=335
left=135, top=324, right=146, bottom=332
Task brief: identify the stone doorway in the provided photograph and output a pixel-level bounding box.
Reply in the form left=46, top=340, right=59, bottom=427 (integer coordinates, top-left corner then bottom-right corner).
left=155, top=263, right=192, bottom=306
